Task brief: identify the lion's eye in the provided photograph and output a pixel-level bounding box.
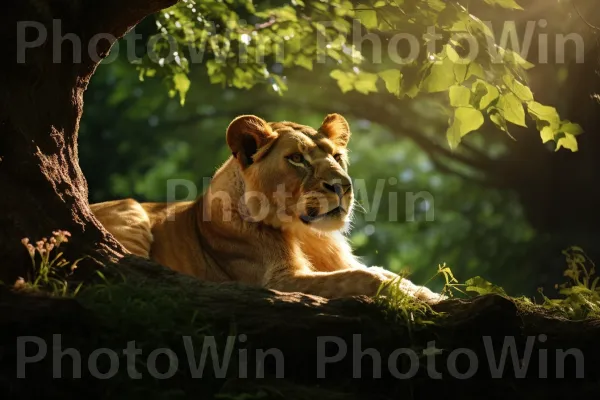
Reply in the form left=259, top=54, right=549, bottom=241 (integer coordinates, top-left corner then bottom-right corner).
left=288, top=153, right=305, bottom=164
left=333, top=154, right=343, bottom=163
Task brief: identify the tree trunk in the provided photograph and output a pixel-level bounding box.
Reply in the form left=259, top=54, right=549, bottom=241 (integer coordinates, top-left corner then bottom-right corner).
left=0, top=0, right=177, bottom=283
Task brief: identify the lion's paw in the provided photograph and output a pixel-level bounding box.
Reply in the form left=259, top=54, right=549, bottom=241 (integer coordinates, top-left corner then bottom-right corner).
left=369, top=267, right=447, bottom=305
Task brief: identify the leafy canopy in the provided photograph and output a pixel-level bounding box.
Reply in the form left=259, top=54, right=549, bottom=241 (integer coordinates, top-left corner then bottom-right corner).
left=139, top=0, right=582, bottom=151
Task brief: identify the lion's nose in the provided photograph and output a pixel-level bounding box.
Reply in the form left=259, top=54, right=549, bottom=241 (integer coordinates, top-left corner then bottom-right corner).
left=322, top=181, right=352, bottom=197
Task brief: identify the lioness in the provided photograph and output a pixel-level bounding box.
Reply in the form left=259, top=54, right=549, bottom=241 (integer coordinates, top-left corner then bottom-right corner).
left=91, top=114, right=444, bottom=303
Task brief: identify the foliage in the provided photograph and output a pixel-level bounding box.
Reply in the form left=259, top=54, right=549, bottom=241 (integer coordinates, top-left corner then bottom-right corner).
left=375, top=244, right=600, bottom=328
left=538, top=247, right=600, bottom=320
left=375, top=273, right=437, bottom=330
left=16, top=231, right=84, bottom=296
left=374, top=263, right=466, bottom=338
left=464, top=276, right=508, bottom=297
left=141, top=0, right=582, bottom=150
left=434, top=246, right=600, bottom=320
left=143, top=0, right=360, bottom=98
left=79, top=0, right=591, bottom=298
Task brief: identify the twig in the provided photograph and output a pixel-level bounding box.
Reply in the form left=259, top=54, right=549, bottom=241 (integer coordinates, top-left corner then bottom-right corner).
left=571, top=0, right=600, bottom=31
left=254, top=18, right=277, bottom=31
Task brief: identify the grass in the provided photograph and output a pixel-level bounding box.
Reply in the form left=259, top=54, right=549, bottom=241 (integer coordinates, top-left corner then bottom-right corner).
left=75, top=274, right=224, bottom=398
left=373, top=246, right=600, bottom=332
left=536, top=246, right=600, bottom=319
left=15, top=229, right=600, bottom=325
left=460, top=246, right=600, bottom=320
left=63, top=269, right=370, bottom=399
left=17, top=230, right=600, bottom=326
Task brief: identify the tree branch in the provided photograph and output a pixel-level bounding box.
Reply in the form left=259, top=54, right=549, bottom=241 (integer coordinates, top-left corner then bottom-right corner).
left=79, top=0, right=180, bottom=76
left=427, top=152, right=493, bottom=186
left=571, top=0, right=600, bottom=31
left=3, top=257, right=600, bottom=398
left=86, top=0, right=180, bottom=39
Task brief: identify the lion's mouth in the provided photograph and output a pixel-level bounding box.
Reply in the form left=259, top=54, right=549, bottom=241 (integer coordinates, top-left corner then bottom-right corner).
left=300, top=206, right=345, bottom=224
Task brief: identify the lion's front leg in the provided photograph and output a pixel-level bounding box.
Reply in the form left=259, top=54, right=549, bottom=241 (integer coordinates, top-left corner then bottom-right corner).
left=362, top=266, right=447, bottom=304
left=264, top=268, right=391, bottom=299
left=357, top=265, right=447, bottom=304
left=264, top=266, right=446, bottom=304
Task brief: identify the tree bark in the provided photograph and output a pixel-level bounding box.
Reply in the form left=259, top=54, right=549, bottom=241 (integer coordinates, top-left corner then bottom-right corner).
left=0, top=0, right=178, bottom=283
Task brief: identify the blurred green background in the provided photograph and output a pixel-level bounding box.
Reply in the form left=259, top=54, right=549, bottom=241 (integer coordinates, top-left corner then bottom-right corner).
left=79, top=0, right=600, bottom=296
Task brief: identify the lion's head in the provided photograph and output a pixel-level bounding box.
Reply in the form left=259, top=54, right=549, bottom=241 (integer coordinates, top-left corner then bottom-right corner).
left=226, top=113, right=354, bottom=232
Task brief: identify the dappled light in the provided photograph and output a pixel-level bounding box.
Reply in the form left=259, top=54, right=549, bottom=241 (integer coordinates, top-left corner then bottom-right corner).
left=2, top=0, right=600, bottom=398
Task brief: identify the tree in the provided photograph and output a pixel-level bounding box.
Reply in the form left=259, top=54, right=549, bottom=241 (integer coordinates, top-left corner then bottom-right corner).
left=0, top=0, right=179, bottom=283
left=2, top=1, right=600, bottom=398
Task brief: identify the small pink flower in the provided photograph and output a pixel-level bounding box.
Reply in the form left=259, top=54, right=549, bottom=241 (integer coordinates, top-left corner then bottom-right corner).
left=14, top=277, right=25, bottom=289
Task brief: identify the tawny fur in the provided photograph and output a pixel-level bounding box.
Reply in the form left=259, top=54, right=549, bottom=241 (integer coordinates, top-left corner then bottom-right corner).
left=90, top=114, right=444, bottom=303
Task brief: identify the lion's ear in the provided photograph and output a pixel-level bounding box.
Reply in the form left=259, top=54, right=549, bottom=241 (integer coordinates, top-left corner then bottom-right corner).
left=226, top=115, right=277, bottom=168
left=318, top=113, right=351, bottom=147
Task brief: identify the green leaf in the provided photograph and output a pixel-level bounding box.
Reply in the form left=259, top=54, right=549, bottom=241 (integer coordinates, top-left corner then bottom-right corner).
left=449, top=85, right=471, bottom=107
left=497, top=93, right=526, bottom=127
left=540, top=126, right=555, bottom=143
left=172, top=73, right=191, bottom=106
left=447, top=107, right=484, bottom=147
left=476, top=81, right=500, bottom=109
left=446, top=122, right=461, bottom=149
left=271, top=74, right=288, bottom=94
left=504, top=50, right=535, bottom=69
left=138, top=67, right=156, bottom=82
left=422, top=57, right=456, bottom=93
left=378, top=69, right=402, bottom=96
left=454, top=108, right=484, bottom=136
left=294, top=54, right=313, bottom=71
left=427, top=0, right=446, bottom=11
left=483, top=0, right=523, bottom=10
left=355, top=4, right=378, bottom=29
left=446, top=45, right=462, bottom=64
left=489, top=109, right=508, bottom=133
left=466, top=62, right=486, bottom=80
left=560, top=121, right=584, bottom=136
left=503, top=74, right=533, bottom=102
left=354, top=72, right=379, bottom=94
left=330, top=70, right=378, bottom=95
left=465, top=276, right=508, bottom=296
left=527, top=101, right=560, bottom=129
left=330, top=69, right=355, bottom=93
left=556, top=133, right=578, bottom=152
left=453, top=63, right=469, bottom=84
